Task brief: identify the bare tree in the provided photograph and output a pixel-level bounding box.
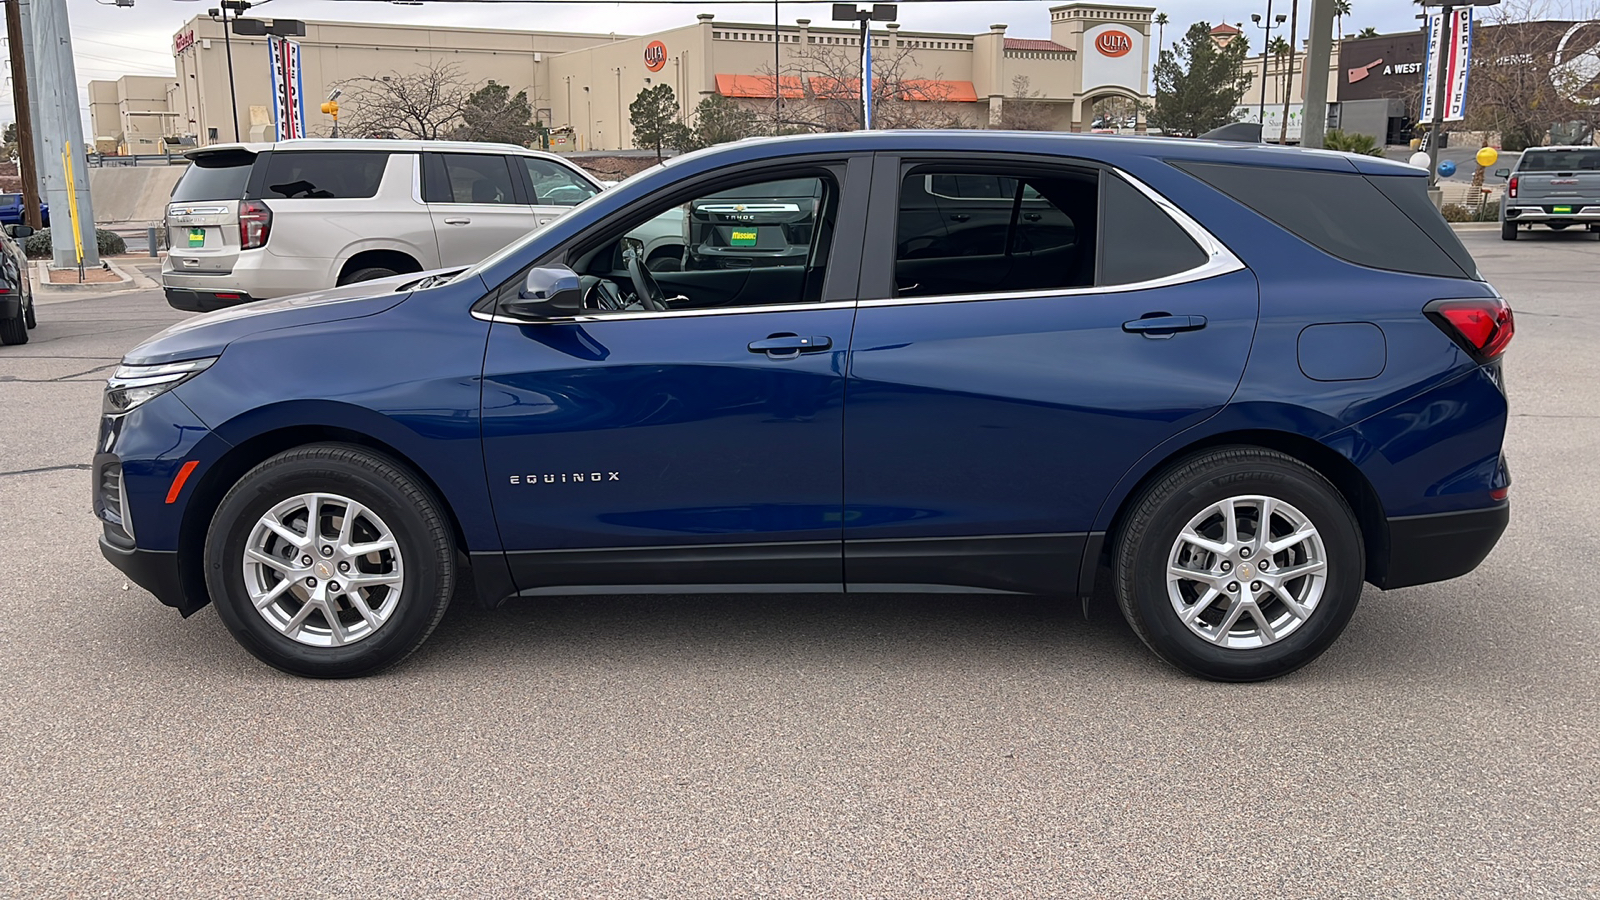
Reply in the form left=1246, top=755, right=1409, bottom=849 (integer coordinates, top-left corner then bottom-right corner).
left=761, top=42, right=974, bottom=132
left=1465, top=0, right=1600, bottom=148
left=338, top=60, right=481, bottom=140
left=1001, top=76, right=1055, bottom=131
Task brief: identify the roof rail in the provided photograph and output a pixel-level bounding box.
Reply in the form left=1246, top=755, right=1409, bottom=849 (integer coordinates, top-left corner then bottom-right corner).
left=1199, top=122, right=1263, bottom=143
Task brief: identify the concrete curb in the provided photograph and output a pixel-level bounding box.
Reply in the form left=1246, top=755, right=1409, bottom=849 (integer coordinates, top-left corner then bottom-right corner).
left=1449, top=222, right=1500, bottom=231
left=33, top=258, right=157, bottom=295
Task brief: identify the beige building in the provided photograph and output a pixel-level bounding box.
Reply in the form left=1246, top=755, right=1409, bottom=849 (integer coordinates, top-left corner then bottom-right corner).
left=90, top=3, right=1154, bottom=153
left=1208, top=22, right=1341, bottom=143
left=88, top=76, right=183, bottom=155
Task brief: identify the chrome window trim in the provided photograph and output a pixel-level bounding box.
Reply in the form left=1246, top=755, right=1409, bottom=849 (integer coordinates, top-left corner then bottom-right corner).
left=410, top=152, right=424, bottom=205
left=474, top=166, right=1243, bottom=326
left=859, top=165, right=1243, bottom=309
left=473, top=299, right=859, bottom=325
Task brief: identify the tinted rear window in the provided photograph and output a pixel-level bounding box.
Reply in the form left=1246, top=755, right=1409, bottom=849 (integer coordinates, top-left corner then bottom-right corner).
left=172, top=150, right=255, bottom=202
left=258, top=151, right=389, bottom=200
left=1173, top=161, right=1471, bottom=280
left=1367, top=174, right=1481, bottom=280
left=1519, top=149, right=1600, bottom=171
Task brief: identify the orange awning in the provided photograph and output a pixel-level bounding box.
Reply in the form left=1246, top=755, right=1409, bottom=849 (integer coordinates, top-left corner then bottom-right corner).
left=715, top=73, right=806, bottom=99
left=806, top=77, right=977, bottom=102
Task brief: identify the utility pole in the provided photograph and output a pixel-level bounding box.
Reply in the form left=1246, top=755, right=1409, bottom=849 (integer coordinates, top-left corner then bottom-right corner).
left=4, top=0, right=43, bottom=228
left=16, top=0, right=46, bottom=202
left=1300, top=0, right=1335, bottom=150
left=30, top=0, right=98, bottom=268
left=1279, top=0, right=1299, bottom=144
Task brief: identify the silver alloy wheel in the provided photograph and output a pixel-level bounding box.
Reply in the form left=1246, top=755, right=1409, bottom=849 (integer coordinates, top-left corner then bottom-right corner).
left=1165, top=494, right=1328, bottom=650
left=242, top=492, right=405, bottom=648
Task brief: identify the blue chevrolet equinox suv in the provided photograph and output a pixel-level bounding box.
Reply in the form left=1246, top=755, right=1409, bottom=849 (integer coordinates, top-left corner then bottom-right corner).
left=96, top=132, right=1513, bottom=681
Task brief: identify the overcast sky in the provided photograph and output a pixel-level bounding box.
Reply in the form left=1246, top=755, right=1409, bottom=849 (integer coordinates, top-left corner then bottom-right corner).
left=9, top=0, right=1431, bottom=138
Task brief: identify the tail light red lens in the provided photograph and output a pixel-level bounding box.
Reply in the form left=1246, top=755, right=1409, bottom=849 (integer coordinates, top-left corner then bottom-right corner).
left=1508, top=175, right=1518, bottom=198
left=239, top=199, right=272, bottom=250
left=1425, top=297, right=1515, bottom=362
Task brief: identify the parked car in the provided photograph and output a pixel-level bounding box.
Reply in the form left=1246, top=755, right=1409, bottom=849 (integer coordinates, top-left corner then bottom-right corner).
left=1496, top=145, right=1600, bottom=240
left=0, top=223, right=37, bottom=345
left=161, top=139, right=603, bottom=312
left=99, top=131, right=1513, bottom=682
left=0, top=194, right=49, bottom=228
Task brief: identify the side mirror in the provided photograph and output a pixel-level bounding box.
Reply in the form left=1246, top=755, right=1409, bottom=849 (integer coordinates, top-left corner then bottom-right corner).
left=501, top=265, right=584, bottom=319
left=4, top=224, right=32, bottom=238
left=1493, top=168, right=1510, bottom=179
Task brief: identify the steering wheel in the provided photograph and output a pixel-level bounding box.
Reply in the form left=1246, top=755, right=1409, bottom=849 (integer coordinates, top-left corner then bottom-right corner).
left=621, top=237, right=669, bottom=312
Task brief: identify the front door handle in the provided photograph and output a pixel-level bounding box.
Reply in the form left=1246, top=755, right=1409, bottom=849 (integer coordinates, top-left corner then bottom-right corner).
left=1122, top=314, right=1208, bottom=337
left=748, top=334, right=833, bottom=358
left=443, top=217, right=471, bottom=225
left=949, top=214, right=971, bottom=223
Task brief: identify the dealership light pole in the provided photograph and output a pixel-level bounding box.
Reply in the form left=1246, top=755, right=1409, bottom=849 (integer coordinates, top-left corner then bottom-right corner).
left=832, top=3, right=895, bottom=130
left=1251, top=5, right=1287, bottom=127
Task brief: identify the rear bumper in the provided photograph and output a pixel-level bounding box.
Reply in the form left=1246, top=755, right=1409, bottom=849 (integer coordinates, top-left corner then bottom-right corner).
left=1375, top=503, right=1509, bottom=590
left=164, top=287, right=256, bottom=312
left=1504, top=205, right=1600, bottom=222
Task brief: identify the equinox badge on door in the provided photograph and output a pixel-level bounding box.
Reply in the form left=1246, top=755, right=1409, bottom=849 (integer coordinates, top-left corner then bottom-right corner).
left=509, top=471, right=621, bottom=485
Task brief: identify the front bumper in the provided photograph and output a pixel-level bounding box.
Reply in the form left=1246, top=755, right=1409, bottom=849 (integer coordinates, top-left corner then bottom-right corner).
left=99, top=538, right=202, bottom=615
left=1375, top=503, right=1509, bottom=590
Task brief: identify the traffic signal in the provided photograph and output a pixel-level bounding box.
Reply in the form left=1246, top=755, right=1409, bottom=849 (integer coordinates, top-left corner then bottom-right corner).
left=320, top=100, right=339, bottom=117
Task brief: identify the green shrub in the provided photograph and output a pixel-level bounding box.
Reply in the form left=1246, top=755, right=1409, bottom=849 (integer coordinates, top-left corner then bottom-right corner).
left=1323, top=129, right=1386, bottom=156
left=1477, top=199, right=1500, bottom=222
left=23, top=227, right=127, bottom=259
left=1439, top=203, right=1473, bottom=223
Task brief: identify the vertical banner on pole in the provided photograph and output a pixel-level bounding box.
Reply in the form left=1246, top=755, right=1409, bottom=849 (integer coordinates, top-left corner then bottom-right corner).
left=861, top=27, right=873, bottom=130
left=269, top=35, right=307, bottom=140
left=1420, top=9, right=1473, bottom=124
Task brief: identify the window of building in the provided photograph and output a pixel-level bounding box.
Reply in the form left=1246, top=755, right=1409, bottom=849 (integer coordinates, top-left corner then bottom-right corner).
left=259, top=151, right=388, bottom=200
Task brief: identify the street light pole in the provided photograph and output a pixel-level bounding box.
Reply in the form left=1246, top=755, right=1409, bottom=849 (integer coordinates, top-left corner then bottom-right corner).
left=209, top=1, right=247, bottom=141
left=1251, top=4, right=1287, bottom=128
left=1426, top=3, right=1453, bottom=193
left=832, top=4, right=895, bottom=131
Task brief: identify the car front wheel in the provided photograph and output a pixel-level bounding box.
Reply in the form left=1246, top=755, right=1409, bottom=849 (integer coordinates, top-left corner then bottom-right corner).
left=205, top=444, right=456, bottom=677
left=1113, top=447, right=1364, bottom=682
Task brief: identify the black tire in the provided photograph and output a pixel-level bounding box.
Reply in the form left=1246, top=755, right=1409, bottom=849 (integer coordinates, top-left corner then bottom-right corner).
left=24, top=296, right=36, bottom=329
left=1500, top=221, right=1518, bottom=241
left=0, top=306, right=27, bottom=345
left=338, top=266, right=399, bottom=286
left=1113, top=447, right=1364, bottom=682
left=205, top=444, right=456, bottom=677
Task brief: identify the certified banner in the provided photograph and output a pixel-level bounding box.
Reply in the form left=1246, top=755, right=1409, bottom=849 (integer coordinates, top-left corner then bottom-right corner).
left=1420, top=8, right=1474, bottom=123
left=268, top=35, right=308, bottom=140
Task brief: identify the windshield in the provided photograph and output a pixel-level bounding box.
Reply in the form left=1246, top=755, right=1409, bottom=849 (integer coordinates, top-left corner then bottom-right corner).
left=1519, top=149, right=1600, bottom=171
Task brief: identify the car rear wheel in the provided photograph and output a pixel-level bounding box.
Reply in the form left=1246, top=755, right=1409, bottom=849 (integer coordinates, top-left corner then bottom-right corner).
left=1500, top=221, right=1518, bottom=241
left=1113, top=447, right=1364, bottom=682
left=24, top=296, right=36, bottom=329
left=205, top=444, right=456, bottom=677
left=338, top=266, right=399, bottom=286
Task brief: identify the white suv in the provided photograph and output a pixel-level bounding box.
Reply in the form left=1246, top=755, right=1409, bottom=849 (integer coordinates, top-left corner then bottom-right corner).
left=162, top=139, right=602, bottom=311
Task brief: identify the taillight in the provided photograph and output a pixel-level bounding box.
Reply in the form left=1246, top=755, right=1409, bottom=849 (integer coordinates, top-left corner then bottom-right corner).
left=1425, top=297, right=1514, bottom=362
left=1508, top=175, right=1518, bottom=198
left=239, top=199, right=272, bottom=250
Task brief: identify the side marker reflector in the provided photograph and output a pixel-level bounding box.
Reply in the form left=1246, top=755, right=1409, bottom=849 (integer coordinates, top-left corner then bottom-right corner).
left=166, top=460, right=200, bottom=504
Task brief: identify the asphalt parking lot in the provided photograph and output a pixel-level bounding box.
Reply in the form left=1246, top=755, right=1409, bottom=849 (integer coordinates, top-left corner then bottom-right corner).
left=2, top=234, right=1596, bottom=898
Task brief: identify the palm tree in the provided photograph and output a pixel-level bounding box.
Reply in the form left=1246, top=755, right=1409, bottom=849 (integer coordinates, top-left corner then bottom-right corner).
left=1268, top=36, right=1292, bottom=107
left=1155, top=11, right=1168, bottom=48
left=1333, top=0, right=1351, bottom=38
left=1358, top=26, right=1379, bottom=38
left=1323, top=128, right=1385, bottom=156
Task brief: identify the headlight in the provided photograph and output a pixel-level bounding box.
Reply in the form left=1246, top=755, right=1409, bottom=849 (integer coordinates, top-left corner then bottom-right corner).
left=103, top=357, right=216, bottom=416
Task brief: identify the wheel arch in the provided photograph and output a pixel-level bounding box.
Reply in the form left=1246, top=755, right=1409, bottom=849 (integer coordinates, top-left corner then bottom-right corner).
left=1095, top=429, right=1391, bottom=588
left=176, top=424, right=473, bottom=614
left=337, top=248, right=424, bottom=284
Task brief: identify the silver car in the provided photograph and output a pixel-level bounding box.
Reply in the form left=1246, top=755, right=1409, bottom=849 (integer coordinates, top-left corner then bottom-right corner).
left=162, top=139, right=602, bottom=311
left=1496, top=145, right=1600, bottom=240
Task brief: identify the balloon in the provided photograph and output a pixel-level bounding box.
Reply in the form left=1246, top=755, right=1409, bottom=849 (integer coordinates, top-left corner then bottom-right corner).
left=1408, top=151, right=1431, bottom=169
left=1438, top=159, right=1457, bottom=178
left=1476, top=146, right=1500, bottom=168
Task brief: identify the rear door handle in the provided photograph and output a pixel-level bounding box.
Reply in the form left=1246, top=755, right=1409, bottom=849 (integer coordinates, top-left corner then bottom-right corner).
left=748, top=334, right=832, bottom=357
left=443, top=217, right=471, bottom=225
left=1122, top=315, right=1208, bottom=336
left=949, top=214, right=971, bottom=222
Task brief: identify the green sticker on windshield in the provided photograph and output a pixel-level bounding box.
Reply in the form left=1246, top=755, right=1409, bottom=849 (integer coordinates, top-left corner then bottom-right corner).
left=730, top=229, right=758, bottom=247
left=188, top=227, right=205, bottom=247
